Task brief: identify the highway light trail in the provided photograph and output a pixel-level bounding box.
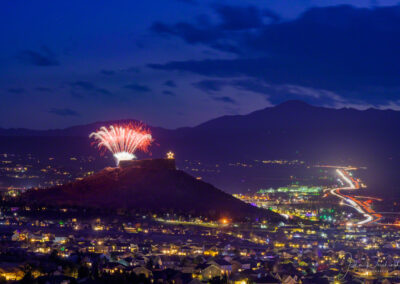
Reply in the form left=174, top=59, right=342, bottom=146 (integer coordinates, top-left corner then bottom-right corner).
left=331, top=169, right=381, bottom=226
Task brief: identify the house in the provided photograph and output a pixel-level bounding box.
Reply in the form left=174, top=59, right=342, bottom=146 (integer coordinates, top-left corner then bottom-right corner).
left=0, top=263, right=24, bottom=281
left=200, top=264, right=223, bottom=281
left=252, top=274, right=280, bottom=284
left=153, top=268, right=192, bottom=284
left=132, top=266, right=153, bottom=278
left=231, top=258, right=251, bottom=272
left=188, top=279, right=203, bottom=284
left=207, top=258, right=233, bottom=274
left=101, top=262, right=126, bottom=274
left=229, top=273, right=249, bottom=284
left=281, top=275, right=298, bottom=284
left=158, top=255, right=181, bottom=268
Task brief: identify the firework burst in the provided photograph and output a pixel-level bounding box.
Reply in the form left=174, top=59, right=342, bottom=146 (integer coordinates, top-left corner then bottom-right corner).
left=89, top=123, right=152, bottom=164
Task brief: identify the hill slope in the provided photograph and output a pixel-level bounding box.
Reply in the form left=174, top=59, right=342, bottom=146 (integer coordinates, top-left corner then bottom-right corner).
left=24, top=165, right=283, bottom=222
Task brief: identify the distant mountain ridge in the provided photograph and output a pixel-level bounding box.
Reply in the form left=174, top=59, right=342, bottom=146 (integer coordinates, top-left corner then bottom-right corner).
left=0, top=119, right=171, bottom=137
left=1, top=100, right=399, bottom=165
left=1, top=100, right=396, bottom=136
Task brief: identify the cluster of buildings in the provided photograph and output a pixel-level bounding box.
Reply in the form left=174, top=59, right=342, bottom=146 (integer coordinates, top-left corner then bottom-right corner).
left=1, top=153, right=398, bottom=283
left=0, top=204, right=399, bottom=283
left=233, top=186, right=355, bottom=223
left=0, top=153, right=104, bottom=189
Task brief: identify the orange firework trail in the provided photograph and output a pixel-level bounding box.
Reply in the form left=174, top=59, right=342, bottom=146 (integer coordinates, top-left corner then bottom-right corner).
left=89, top=123, right=152, bottom=164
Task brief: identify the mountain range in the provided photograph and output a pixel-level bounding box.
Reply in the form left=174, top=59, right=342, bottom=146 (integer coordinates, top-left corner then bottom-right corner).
left=1, top=100, right=399, bottom=165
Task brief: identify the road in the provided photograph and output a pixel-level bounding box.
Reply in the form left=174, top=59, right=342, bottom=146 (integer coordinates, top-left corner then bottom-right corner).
left=330, top=169, right=382, bottom=226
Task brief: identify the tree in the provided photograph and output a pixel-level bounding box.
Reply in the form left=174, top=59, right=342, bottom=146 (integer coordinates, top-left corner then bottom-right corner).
left=49, top=249, right=59, bottom=262
left=78, top=265, right=90, bottom=279
left=146, top=258, right=153, bottom=270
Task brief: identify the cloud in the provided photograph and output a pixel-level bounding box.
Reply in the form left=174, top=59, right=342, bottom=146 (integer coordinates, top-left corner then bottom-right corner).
left=124, top=83, right=151, bottom=92
left=191, top=78, right=346, bottom=105
left=48, top=108, right=80, bottom=117
left=151, top=21, right=222, bottom=45
left=36, top=87, right=52, bottom=92
left=70, top=81, right=95, bottom=90
left=230, top=79, right=274, bottom=95
left=96, top=88, right=112, bottom=96
left=151, top=4, right=278, bottom=54
left=213, top=96, right=236, bottom=104
left=192, top=80, right=226, bottom=93
left=100, top=69, right=115, bottom=76
left=8, top=88, right=25, bottom=94
left=164, top=80, right=177, bottom=88
left=214, top=4, right=278, bottom=31
left=124, top=67, right=140, bottom=73
left=149, top=5, right=400, bottom=105
left=69, top=81, right=113, bottom=97
left=16, top=46, right=59, bottom=66
left=149, top=58, right=263, bottom=78
left=163, top=90, right=175, bottom=96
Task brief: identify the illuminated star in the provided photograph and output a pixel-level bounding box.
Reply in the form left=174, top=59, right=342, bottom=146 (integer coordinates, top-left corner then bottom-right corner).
left=166, top=151, right=175, bottom=159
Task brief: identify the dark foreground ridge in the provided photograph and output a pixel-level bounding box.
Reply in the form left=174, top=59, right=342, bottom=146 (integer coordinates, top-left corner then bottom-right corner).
left=24, top=164, right=283, bottom=222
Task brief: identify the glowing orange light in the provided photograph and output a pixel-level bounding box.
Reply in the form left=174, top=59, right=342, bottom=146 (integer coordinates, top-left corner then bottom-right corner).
left=221, top=218, right=229, bottom=224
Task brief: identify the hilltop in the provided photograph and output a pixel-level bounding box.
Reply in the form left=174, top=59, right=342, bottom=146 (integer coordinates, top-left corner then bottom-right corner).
left=23, top=164, right=283, bottom=222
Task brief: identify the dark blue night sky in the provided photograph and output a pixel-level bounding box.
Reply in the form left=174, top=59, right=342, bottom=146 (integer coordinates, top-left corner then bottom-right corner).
left=1, top=0, right=400, bottom=129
